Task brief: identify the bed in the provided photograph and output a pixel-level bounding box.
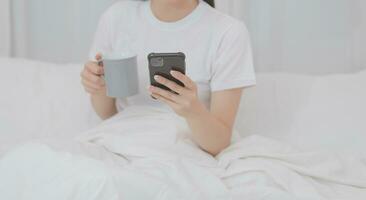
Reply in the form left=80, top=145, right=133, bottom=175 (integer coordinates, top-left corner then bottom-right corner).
left=0, top=57, right=365, bottom=199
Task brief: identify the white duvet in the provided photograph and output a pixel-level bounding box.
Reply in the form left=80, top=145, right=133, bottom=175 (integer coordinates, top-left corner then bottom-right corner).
left=0, top=105, right=365, bottom=200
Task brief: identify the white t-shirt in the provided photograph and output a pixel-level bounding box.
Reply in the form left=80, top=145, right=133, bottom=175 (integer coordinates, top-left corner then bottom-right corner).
left=89, top=0, right=256, bottom=110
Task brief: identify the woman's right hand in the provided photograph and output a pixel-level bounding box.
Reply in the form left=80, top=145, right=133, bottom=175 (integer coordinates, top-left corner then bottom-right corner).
left=81, top=53, right=106, bottom=96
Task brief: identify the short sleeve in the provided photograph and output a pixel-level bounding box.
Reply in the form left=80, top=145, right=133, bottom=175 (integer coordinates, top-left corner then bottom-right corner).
left=88, top=11, right=113, bottom=60
left=210, top=22, right=256, bottom=92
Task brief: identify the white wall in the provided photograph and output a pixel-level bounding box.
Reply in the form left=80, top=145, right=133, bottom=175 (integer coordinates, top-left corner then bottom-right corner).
left=6, top=0, right=366, bottom=74
left=217, top=0, right=366, bottom=74
left=353, top=1, right=366, bottom=72
left=11, top=0, right=116, bottom=63
left=0, top=0, right=11, bottom=57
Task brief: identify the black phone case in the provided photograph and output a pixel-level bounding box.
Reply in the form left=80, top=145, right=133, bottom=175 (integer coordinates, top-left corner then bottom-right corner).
left=148, top=52, right=186, bottom=93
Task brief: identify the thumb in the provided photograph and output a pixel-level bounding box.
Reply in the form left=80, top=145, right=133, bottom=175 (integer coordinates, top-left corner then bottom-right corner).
left=95, top=53, right=102, bottom=61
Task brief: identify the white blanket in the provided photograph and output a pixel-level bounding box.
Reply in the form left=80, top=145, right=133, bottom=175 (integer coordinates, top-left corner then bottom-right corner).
left=0, top=105, right=365, bottom=200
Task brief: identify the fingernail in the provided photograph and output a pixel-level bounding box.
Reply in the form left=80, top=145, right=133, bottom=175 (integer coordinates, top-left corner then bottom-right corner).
left=170, top=71, right=177, bottom=76
left=154, top=75, right=159, bottom=80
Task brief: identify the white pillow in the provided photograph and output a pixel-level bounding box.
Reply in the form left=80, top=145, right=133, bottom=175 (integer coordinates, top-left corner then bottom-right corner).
left=236, top=70, right=366, bottom=151
left=236, top=73, right=316, bottom=138
left=0, top=58, right=101, bottom=145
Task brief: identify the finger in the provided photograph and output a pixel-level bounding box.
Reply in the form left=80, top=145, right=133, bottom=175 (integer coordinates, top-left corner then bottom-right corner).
left=82, top=78, right=103, bottom=91
left=95, top=53, right=102, bottom=61
left=154, top=75, right=187, bottom=95
left=84, top=87, right=98, bottom=94
left=170, top=70, right=195, bottom=90
left=149, top=86, right=183, bottom=104
left=151, top=93, right=179, bottom=108
left=81, top=70, right=105, bottom=86
left=85, top=62, right=104, bottom=75
left=95, top=53, right=104, bottom=67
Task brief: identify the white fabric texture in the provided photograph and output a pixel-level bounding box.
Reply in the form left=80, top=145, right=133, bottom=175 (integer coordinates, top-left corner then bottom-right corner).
left=0, top=106, right=365, bottom=199
left=236, top=70, right=366, bottom=152
left=89, top=0, right=256, bottom=109
left=0, top=58, right=366, bottom=199
left=0, top=58, right=101, bottom=152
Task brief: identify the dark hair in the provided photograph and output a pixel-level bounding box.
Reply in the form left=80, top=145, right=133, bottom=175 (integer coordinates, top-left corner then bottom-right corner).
left=203, top=0, right=215, bottom=8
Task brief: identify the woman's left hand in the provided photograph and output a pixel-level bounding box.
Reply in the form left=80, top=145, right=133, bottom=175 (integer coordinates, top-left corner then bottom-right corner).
left=148, top=70, right=206, bottom=118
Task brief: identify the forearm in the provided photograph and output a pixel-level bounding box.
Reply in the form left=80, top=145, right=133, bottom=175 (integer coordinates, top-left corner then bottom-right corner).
left=149, top=71, right=238, bottom=156
left=91, top=94, right=117, bottom=120
left=185, top=105, right=232, bottom=156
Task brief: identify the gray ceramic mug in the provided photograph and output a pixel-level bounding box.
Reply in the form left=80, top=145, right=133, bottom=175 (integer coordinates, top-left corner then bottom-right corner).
left=100, top=53, right=139, bottom=98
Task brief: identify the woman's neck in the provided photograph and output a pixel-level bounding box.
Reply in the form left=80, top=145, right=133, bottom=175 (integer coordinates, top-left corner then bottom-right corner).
left=150, top=0, right=199, bottom=22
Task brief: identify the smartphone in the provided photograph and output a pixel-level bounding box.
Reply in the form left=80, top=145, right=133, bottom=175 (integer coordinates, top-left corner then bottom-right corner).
left=148, top=52, right=186, bottom=95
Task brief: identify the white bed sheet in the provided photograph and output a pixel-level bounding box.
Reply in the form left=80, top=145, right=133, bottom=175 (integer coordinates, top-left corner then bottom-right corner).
left=1, top=105, right=365, bottom=200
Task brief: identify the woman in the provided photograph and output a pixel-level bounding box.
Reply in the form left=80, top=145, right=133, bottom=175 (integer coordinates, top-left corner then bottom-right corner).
left=0, top=0, right=255, bottom=199
left=81, top=0, right=255, bottom=156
